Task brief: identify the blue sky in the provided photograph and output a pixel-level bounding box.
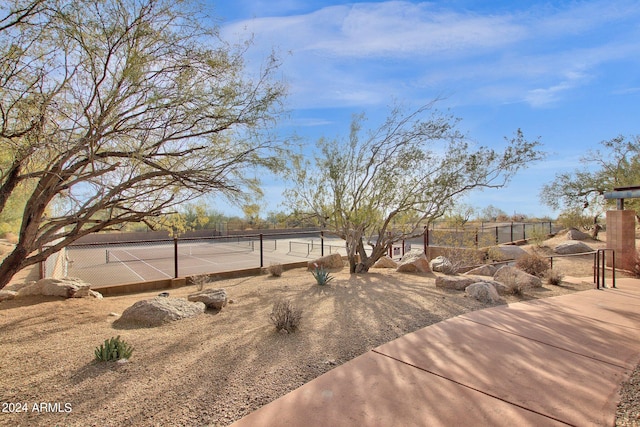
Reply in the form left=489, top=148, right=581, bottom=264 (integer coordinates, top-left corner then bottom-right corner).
left=208, top=0, right=640, bottom=219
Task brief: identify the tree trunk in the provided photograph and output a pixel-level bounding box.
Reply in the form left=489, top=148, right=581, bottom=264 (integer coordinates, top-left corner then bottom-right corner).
left=348, top=257, right=358, bottom=273
left=0, top=245, right=29, bottom=289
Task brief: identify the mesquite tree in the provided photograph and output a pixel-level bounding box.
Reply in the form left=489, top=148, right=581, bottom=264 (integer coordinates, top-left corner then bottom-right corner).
left=285, top=103, right=544, bottom=273
left=0, top=0, right=285, bottom=288
left=540, top=135, right=640, bottom=223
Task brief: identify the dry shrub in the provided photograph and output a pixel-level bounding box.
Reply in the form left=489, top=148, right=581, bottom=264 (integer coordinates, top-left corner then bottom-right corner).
left=267, top=262, right=284, bottom=277
left=189, top=274, right=209, bottom=291
left=545, top=269, right=564, bottom=286
left=504, top=271, right=524, bottom=296
left=269, top=299, right=302, bottom=333
left=436, top=230, right=491, bottom=274
left=516, top=252, right=550, bottom=277
left=622, top=250, right=640, bottom=278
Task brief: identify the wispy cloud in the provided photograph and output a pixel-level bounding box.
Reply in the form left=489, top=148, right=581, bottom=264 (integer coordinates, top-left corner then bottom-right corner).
left=221, top=0, right=640, bottom=109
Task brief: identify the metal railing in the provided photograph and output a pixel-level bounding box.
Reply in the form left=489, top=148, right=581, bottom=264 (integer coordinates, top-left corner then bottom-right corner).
left=594, top=249, right=616, bottom=289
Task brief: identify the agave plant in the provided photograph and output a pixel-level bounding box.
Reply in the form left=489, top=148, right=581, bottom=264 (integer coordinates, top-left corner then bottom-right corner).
left=311, top=265, right=334, bottom=286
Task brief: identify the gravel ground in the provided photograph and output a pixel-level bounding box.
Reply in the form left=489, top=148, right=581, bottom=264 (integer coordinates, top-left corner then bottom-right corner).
left=0, top=237, right=638, bottom=426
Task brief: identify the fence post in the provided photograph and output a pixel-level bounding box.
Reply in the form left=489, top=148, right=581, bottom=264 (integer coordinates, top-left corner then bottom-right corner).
left=523, top=223, right=526, bottom=240
left=259, top=233, right=264, bottom=268
left=510, top=222, right=514, bottom=242
left=174, top=237, right=178, bottom=278
left=423, top=227, right=429, bottom=255
left=39, top=244, right=45, bottom=279
left=495, top=226, right=499, bottom=244
left=474, top=228, right=478, bottom=248
left=321, top=230, right=324, bottom=257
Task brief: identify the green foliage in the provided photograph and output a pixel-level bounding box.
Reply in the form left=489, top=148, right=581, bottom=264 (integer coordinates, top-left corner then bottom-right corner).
left=557, top=208, right=593, bottom=230
left=311, top=266, right=334, bottom=285
left=269, top=299, right=302, bottom=333
left=284, top=103, right=545, bottom=274
left=478, top=205, right=508, bottom=222
left=0, top=0, right=286, bottom=289
left=94, top=336, right=134, bottom=362
left=527, top=225, right=549, bottom=247
left=540, top=135, right=640, bottom=217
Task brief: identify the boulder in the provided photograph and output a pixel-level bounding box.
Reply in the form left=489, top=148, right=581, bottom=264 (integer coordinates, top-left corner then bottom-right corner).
left=115, top=297, right=205, bottom=327
left=4, top=281, right=34, bottom=292
left=372, top=256, right=398, bottom=269
left=554, top=240, right=593, bottom=255
left=493, top=266, right=542, bottom=290
left=0, top=290, right=17, bottom=302
left=465, top=282, right=503, bottom=304
left=429, top=256, right=453, bottom=274
left=308, top=253, right=343, bottom=270
left=10, top=281, right=40, bottom=295
left=435, top=275, right=478, bottom=291
left=566, top=228, right=590, bottom=241
left=188, top=288, right=227, bottom=310
left=487, top=280, right=514, bottom=296
left=16, top=277, right=91, bottom=298
left=89, top=290, right=103, bottom=299
left=397, top=249, right=430, bottom=273
left=491, top=245, right=528, bottom=261
left=42, top=278, right=91, bottom=298
left=464, top=264, right=499, bottom=277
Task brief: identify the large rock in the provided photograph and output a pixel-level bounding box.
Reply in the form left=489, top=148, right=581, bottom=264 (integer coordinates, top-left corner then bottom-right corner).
left=16, top=277, right=91, bottom=298
left=435, top=275, right=478, bottom=291
left=554, top=240, right=593, bottom=255
left=308, top=253, right=344, bottom=270
left=429, top=256, right=453, bottom=274
left=397, top=249, right=430, bottom=273
left=188, top=288, right=227, bottom=310
left=115, top=297, right=205, bottom=327
left=566, top=228, right=590, bottom=241
left=372, top=256, right=398, bottom=269
left=493, top=266, right=542, bottom=290
left=465, top=282, right=504, bottom=304
left=491, top=245, right=528, bottom=261
left=0, top=290, right=17, bottom=302
left=464, top=264, right=499, bottom=277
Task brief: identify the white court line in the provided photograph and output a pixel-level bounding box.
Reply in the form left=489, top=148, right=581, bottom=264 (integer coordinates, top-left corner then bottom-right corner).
left=110, top=249, right=172, bottom=279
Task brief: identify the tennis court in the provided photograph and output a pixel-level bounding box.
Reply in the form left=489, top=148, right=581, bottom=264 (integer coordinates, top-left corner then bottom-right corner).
left=66, top=236, right=347, bottom=287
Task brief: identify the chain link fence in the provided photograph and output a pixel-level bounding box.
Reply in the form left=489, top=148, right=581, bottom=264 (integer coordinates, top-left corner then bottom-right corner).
left=42, top=222, right=557, bottom=287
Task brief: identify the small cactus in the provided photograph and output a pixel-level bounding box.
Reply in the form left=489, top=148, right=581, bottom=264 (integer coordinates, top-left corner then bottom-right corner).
left=95, top=336, right=134, bottom=362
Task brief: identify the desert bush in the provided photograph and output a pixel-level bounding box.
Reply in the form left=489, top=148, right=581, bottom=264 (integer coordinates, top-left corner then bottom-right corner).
left=434, top=229, right=491, bottom=273
left=311, top=266, right=334, bottom=286
left=527, top=225, right=549, bottom=247
left=516, top=252, right=550, bottom=277
left=557, top=209, right=592, bottom=231
left=499, top=270, right=524, bottom=296
left=545, top=269, right=565, bottom=286
left=269, top=299, right=302, bottom=333
left=95, top=336, right=134, bottom=362
left=267, top=262, right=284, bottom=277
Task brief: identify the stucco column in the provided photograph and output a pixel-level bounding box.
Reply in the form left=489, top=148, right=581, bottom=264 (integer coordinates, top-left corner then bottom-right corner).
left=606, top=210, right=636, bottom=270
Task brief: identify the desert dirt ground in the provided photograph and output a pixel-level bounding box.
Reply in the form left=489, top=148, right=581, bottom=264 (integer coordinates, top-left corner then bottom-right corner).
left=0, top=234, right=638, bottom=427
